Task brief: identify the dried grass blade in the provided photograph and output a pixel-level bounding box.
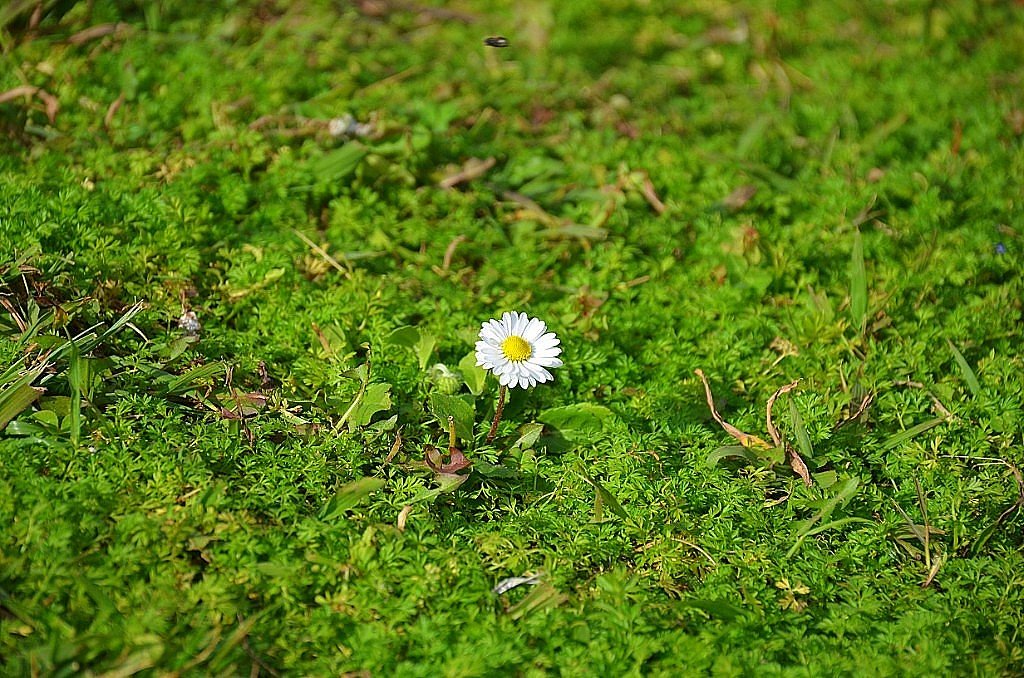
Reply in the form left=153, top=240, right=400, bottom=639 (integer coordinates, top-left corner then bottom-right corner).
left=694, top=369, right=770, bottom=449
left=765, top=379, right=800, bottom=446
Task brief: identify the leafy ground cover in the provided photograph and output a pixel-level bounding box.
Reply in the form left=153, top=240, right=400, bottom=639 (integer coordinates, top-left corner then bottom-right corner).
left=1, top=0, right=1023, bottom=674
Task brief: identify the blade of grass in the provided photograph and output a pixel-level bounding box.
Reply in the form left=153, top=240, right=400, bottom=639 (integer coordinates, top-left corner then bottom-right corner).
left=882, top=417, right=944, bottom=450
left=579, top=469, right=629, bottom=520
left=786, top=517, right=873, bottom=558
left=849, top=228, right=867, bottom=334
left=67, top=342, right=83, bottom=445
left=162, top=362, right=226, bottom=396
left=946, top=340, right=981, bottom=396
left=788, top=399, right=814, bottom=462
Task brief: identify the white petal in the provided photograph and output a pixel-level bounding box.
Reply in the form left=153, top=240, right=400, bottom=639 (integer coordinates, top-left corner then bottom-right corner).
left=523, top=318, right=545, bottom=342
left=479, top=324, right=501, bottom=342
left=533, top=356, right=563, bottom=368
left=532, top=346, right=562, bottom=359
left=533, top=332, right=560, bottom=349
left=524, top=362, right=550, bottom=383
left=512, top=312, right=528, bottom=336
left=501, top=312, right=517, bottom=335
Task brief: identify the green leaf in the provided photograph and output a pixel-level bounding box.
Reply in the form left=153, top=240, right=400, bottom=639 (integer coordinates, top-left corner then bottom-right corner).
left=0, top=381, right=44, bottom=431
left=346, top=382, right=392, bottom=429
left=679, top=598, right=747, bottom=621
left=849, top=228, right=867, bottom=333
left=319, top=477, right=386, bottom=521
left=579, top=469, right=628, bottom=521
left=311, top=143, right=367, bottom=182
left=162, top=362, right=226, bottom=396
left=706, top=445, right=758, bottom=467
left=512, top=423, right=545, bottom=450
left=789, top=476, right=861, bottom=557
left=67, top=342, right=83, bottom=445
left=428, top=393, right=475, bottom=442
left=458, top=351, right=488, bottom=396
left=947, top=340, right=981, bottom=397
left=414, top=331, right=437, bottom=370
left=385, top=326, right=436, bottom=369
left=386, top=326, right=421, bottom=348
left=788, top=398, right=814, bottom=463
left=538, top=403, right=614, bottom=442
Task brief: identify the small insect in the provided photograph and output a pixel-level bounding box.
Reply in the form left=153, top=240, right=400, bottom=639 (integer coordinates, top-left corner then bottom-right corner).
left=483, top=36, right=509, bottom=48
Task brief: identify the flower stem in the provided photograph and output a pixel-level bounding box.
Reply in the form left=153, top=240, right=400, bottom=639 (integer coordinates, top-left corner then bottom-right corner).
left=485, top=385, right=508, bottom=444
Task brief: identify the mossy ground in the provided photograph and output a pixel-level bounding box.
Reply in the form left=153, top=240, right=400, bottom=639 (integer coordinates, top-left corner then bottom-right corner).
left=1, top=1, right=1023, bottom=675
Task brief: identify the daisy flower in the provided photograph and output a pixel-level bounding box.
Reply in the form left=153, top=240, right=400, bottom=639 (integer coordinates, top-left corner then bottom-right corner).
left=475, top=311, right=563, bottom=389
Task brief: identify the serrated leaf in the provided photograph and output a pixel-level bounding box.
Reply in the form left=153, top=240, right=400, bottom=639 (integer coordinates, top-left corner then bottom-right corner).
left=538, top=403, right=613, bottom=442
left=347, top=382, right=392, bottom=429
left=428, top=393, right=475, bottom=442
left=458, top=351, right=488, bottom=395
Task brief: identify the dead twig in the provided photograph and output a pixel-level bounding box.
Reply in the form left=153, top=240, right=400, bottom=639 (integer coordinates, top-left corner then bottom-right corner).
left=441, top=235, right=467, bottom=271
left=294, top=230, right=352, bottom=279
left=104, top=93, right=124, bottom=130
left=439, top=157, right=495, bottom=190
left=66, top=22, right=133, bottom=46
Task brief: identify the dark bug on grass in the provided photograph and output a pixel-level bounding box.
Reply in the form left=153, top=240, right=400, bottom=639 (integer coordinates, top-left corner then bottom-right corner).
left=484, top=36, right=509, bottom=48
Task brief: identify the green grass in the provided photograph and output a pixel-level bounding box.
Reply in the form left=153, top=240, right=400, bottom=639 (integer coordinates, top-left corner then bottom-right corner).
left=2, top=0, right=1023, bottom=674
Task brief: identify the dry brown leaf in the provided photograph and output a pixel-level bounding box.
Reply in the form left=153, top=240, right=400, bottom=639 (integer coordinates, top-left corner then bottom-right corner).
left=722, top=184, right=757, bottom=211
left=694, top=369, right=770, bottom=449
left=396, top=505, right=412, bottom=531
left=385, top=426, right=403, bottom=464
left=788, top=444, right=812, bottom=487
left=424, top=445, right=472, bottom=474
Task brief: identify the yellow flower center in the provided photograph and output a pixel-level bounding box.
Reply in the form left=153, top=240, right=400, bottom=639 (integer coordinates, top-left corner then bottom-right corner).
left=501, top=335, right=532, bottom=362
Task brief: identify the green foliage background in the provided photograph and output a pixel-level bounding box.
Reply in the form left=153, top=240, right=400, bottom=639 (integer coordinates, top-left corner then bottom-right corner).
left=1, top=0, right=1022, bottom=674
